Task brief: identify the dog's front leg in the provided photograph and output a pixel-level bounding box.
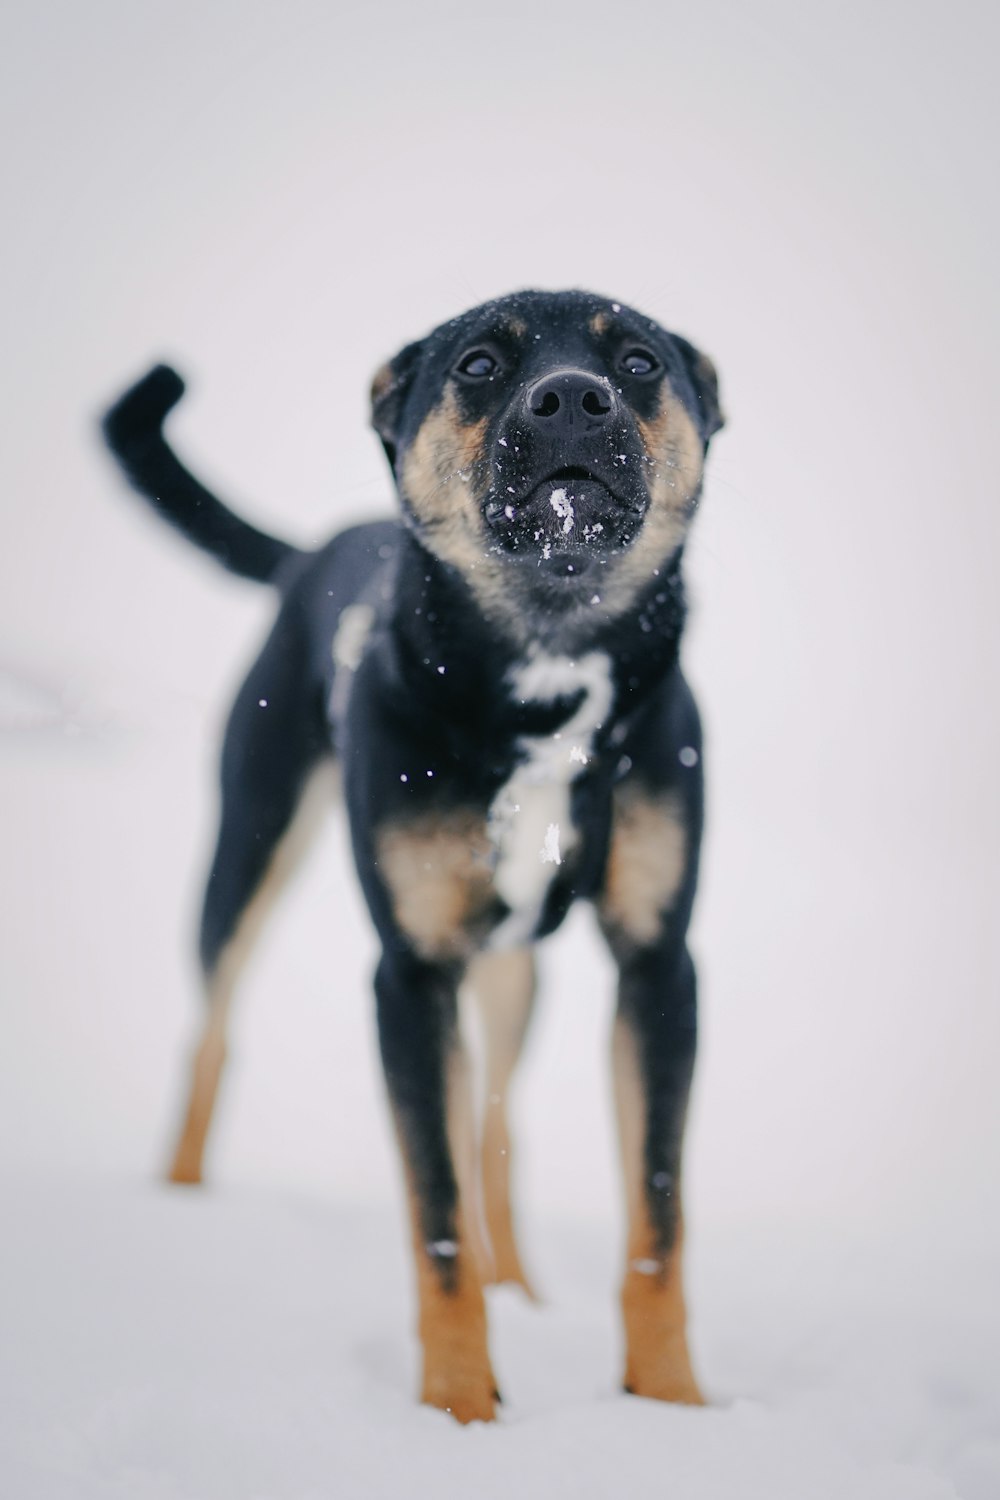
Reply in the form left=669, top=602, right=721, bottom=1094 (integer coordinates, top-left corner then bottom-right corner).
left=611, top=942, right=703, bottom=1405
left=375, top=950, right=498, bottom=1424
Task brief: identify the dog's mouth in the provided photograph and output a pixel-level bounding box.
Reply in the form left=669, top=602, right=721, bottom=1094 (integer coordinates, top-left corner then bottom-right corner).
left=485, top=465, right=648, bottom=579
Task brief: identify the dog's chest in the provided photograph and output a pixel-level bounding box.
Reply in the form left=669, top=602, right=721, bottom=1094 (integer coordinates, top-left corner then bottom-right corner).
left=487, top=651, right=613, bottom=948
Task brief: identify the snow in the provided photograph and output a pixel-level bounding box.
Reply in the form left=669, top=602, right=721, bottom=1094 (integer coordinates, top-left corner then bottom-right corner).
left=540, top=821, right=562, bottom=865
left=549, top=488, right=575, bottom=535
left=0, top=1176, right=994, bottom=1499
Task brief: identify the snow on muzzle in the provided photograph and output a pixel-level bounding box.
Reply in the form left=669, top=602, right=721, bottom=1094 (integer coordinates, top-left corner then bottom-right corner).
left=485, top=474, right=649, bottom=574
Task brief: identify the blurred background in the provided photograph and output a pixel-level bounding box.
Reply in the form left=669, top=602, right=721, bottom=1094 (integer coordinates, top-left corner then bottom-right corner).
left=1, top=0, right=997, bottom=1262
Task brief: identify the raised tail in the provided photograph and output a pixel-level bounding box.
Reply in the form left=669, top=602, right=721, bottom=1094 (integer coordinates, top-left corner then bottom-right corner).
left=101, top=364, right=303, bottom=585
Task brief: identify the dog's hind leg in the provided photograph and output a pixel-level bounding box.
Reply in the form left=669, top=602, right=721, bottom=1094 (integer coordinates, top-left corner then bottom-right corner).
left=167, top=614, right=331, bottom=1185
left=466, top=947, right=538, bottom=1296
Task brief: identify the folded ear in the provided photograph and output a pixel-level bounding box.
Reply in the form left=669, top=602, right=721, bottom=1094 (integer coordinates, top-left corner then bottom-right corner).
left=370, top=339, right=424, bottom=468
left=671, top=335, right=725, bottom=443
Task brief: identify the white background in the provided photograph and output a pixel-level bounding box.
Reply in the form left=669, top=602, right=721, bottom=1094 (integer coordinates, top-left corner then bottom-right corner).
left=1, top=0, right=997, bottom=1471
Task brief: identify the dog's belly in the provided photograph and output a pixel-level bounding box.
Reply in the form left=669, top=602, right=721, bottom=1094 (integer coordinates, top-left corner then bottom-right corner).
left=487, top=649, right=613, bottom=949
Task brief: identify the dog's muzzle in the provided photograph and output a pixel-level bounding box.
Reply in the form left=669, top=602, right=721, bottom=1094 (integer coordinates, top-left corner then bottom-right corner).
left=484, top=368, right=650, bottom=576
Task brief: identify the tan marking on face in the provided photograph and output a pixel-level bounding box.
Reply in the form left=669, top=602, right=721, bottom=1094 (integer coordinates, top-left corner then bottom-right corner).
left=464, top=948, right=538, bottom=1295
left=399, top=390, right=528, bottom=635
left=636, top=384, right=704, bottom=528
left=597, top=386, right=704, bottom=618
left=589, top=311, right=611, bottom=336
left=167, top=762, right=338, bottom=1184
left=612, top=1016, right=703, bottom=1404
left=507, top=315, right=528, bottom=338
left=376, top=808, right=495, bottom=961
left=400, top=388, right=488, bottom=532
left=600, top=784, right=688, bottom=946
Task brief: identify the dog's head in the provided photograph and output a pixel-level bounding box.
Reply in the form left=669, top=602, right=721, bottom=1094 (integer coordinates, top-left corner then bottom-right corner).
left=371, top=290, right=723, bottom=641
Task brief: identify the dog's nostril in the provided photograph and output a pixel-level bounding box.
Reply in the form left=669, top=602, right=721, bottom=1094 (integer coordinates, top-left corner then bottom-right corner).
left=582, top=389, right=611, bottom=417
left=532, top=391, right=560, bottom=418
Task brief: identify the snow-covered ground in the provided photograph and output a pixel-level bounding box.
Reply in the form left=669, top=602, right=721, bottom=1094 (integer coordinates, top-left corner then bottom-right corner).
left=2, top=1175, right=996, bottom=1500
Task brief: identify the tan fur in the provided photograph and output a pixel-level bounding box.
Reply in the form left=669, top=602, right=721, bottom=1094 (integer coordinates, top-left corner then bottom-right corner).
left=637, top=387, right=705, bottom=513
left=399, top=389, right=488, bottom=538
left=167, top=996, right=230, bottom=1185
left=399, top=391, right=538, bottom=641
left=447, top=1038, right=494, bottom=1285
left=412, top=1223, right=496, bottom=1423
left=595, top=386, right=704, bottom=617
left=166, top=761, right=338, bottom=1184
left=612, top=1016, right=703, bottom=1404
left=600, top=784, right=688, bottom=946
left=375, top=809, right=495, bottom=962
left=466, top=948, right=537, bottom=1294
left=589, top=311, right=611, bottom=336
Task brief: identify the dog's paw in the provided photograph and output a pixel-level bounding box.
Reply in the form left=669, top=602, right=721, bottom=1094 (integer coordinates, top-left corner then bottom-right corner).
left=624, top=1370, right=706, bottom=1406
left=488, top=1261, right=539, bottom=1302
left=623, top=1337, right=705, bottom=1406
left=421, top=1367, right=499, bottom=1424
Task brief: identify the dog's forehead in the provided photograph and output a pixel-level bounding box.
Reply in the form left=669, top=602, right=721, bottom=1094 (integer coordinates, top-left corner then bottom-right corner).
left=427, top=290, right=671, bottom=359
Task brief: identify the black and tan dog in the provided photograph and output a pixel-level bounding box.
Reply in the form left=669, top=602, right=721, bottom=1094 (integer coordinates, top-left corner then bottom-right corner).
left=102, top=289, right=723, bottom=1423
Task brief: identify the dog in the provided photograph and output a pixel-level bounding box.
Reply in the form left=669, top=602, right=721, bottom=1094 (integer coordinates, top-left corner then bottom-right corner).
left=102, top=289, right=723, bottom=1423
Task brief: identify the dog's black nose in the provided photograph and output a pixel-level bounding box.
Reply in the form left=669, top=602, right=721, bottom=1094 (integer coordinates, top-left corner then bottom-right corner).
left=525, top=370, right=617, bottom=434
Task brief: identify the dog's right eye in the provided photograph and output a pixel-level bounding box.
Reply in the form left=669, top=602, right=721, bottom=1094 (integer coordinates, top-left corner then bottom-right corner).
left=456, top=349, right=499, bottom=379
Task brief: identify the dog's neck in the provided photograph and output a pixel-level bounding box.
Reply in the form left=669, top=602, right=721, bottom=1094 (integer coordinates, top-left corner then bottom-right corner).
left=387, top=529, right=688, bottom=731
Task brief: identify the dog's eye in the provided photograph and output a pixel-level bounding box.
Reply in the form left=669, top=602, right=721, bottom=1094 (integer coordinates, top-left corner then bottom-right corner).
left=456, top=349, right=499, bottom=379
left=621, top=348, right=659, bottom=377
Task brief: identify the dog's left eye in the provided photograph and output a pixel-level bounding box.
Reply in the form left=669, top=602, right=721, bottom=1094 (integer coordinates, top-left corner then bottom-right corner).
left=456, top=349, right=499, bottom=379
left=621, top=348, right=659, bottom=377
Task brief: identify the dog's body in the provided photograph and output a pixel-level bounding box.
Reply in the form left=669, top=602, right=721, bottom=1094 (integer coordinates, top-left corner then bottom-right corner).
left=103, top=289, right=723, bottom=1423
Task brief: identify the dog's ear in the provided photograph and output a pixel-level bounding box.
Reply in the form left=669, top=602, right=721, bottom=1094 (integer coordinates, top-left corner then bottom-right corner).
left=370, top=339, right=424, bottom=468
left=671, top=335, right=725, bottom=443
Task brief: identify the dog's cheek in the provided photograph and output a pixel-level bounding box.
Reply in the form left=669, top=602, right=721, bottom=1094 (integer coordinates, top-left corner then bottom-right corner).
left=636, top=386, right=705, bottom=526
left=399, top=390, right=490, bottom=534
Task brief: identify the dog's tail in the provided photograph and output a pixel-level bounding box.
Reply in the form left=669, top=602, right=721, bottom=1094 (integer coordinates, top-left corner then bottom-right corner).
left=101, top=365, right=303, bottom=585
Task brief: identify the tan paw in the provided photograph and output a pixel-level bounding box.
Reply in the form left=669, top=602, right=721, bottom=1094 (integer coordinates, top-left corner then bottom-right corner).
left=624, top=1338, right=705, bottom=1406
left=422, top=1367, right=499, bottom=1424
left=624, top=1368, right=706, bottom=1405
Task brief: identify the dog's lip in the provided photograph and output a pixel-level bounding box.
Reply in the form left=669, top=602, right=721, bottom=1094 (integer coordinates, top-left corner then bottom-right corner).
left=533, top=465, right=622, bottom=502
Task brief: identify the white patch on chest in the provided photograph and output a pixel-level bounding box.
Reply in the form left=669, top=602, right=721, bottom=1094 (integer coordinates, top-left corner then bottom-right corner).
left=488, top=650, right=613, bottom=948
